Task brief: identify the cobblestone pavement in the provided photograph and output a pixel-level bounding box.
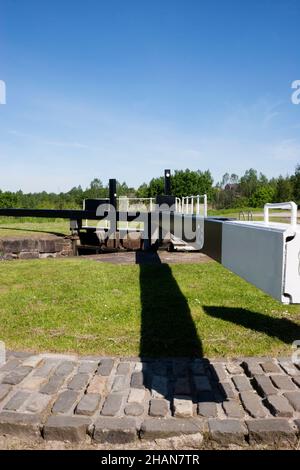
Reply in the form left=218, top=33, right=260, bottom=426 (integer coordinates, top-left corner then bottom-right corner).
left=0, top=352, right=300, bottom=448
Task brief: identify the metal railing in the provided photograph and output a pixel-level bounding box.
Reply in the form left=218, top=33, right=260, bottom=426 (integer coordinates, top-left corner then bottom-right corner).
left=239, top=211, right=253, bottom=221
left=83, top=195, right=208, bottom=227
left=179, top=195, right=207, bottom=216
left=264, top=201, right=298, bottom=227
left=118, top=195, right=207, bottom=215
left=118, top=196, right=208, bottom=215
left=117, top=197, right=155, bottom=212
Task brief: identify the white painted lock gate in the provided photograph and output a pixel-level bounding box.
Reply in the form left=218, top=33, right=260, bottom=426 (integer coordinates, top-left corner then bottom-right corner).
left=159, top=201, right=300, bottom=304
left=205, top=202, right=300, bottom=304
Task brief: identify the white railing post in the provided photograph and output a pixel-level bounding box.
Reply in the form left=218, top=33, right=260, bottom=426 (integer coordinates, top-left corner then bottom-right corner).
left=264, top=201, right=297, bottom=227
left=196, top=195, right=200, bottom=215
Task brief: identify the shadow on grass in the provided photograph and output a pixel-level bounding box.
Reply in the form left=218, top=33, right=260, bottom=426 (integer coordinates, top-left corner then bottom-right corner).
left=203, top=305, right=300, bottom=344
left=135, top=250, right=163, bottom=265
left=137, top=250, right=203, bottom=358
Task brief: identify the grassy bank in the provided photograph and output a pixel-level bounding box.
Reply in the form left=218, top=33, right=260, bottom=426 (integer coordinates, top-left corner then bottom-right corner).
left=0, top=258, right=299, bottom=357
left=0, top=217, right=70, bottom=238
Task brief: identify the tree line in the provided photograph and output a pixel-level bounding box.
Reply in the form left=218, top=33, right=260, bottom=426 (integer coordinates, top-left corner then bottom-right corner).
left=213, top=166, right=300, bottom=209
left=0, top=166, right=299, bottom=210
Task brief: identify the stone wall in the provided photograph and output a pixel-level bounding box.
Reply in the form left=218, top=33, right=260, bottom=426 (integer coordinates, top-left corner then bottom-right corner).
left=77, top=231, right=144, bottom=252
left=0, top=237, right=74, bottom=260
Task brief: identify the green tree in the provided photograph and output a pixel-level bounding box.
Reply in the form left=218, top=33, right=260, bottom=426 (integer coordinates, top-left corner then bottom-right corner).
left=239, top=169, right=259, bottom=198
left=250, top=186, right=275, bottom=207
left=148, top=177, right=164, bottom=197
left=84, top=179, right=107, bottom=199
left=116, top=181, right=136, bottom=197
left=291, top=164, right=300, bottom=203
left=221, top=173, right=230, bottom=188
left=274, top=176, right=293, bottom=202
left=136, top=183, right=149, bottom=198
left=172, top=169, right=213, bottom=199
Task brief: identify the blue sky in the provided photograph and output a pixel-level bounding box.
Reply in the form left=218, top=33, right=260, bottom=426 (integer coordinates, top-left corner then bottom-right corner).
left=0, top=0, right=300, bottom=192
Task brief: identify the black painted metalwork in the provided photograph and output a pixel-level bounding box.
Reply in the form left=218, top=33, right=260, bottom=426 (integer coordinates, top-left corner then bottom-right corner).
left=0, top=208, right=143, bottom=222
left=109, top=179, right=117, bottom=209
left=164, top=169, right=171, bottom=195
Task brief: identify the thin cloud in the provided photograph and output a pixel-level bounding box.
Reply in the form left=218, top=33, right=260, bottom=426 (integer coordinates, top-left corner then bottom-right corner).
left=268, top=139, right=300, bottom=162
left=262, top=111, right=280, bottom=127
left=44, top=140, right=89, bottom=149
left=8, top=129, right=89, bottom=149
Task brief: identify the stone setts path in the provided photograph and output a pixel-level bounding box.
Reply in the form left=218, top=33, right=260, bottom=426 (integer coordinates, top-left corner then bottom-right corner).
left=0, top=352, right=300, bottom=448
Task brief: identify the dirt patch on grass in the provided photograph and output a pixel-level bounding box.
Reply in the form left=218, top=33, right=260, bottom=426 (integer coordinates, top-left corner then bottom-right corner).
left=31, top=327, right=66, bottom=338
left=86, top=251, right=213, bottom=265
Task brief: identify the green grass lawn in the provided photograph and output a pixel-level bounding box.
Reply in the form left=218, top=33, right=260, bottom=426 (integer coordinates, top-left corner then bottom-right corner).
left=0, top=217, right=70, bottom=238
left=208, top=207, right=262, bottom=216
left=0, top=258, right=299, bottom=358
left=0, top=217, right=143, bottom=238
left=208, top=208, right=299, bottom=224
